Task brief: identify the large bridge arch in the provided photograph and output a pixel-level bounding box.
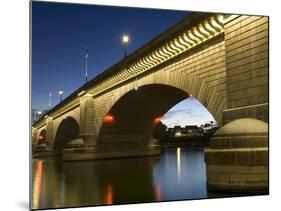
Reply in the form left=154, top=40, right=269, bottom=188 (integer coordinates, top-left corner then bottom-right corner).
left=53, top=116, right=80, bottom=153
left=95, top=83, right=221, bottom=152
left=92, top=33, right=227, bottom=147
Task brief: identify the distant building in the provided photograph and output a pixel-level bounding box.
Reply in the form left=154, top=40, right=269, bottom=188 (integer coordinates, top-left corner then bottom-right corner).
left=164, top=123, right=218, bottom=139
left=153, top=121, right=167, bottom=140
left=166, top=125, right=201, bottom=137
left=183, top=125, right=203, bottom=137
left=154, top=121, right=219, bottom=142
left=167, top=127, right=176, bottom=138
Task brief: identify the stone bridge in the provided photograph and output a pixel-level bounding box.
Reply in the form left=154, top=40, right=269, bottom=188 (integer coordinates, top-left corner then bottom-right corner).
left=32, top=12, right=268, bottom=192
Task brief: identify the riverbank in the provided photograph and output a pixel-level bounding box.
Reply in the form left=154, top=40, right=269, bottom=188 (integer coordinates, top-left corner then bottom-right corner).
left=159, top=137, right=210, bottom=148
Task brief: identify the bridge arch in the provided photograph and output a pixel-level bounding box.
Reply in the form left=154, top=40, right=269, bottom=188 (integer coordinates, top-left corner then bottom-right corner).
left=96, top=83, right=219, bottom=152
left=53, top=116, right=80, bottom=153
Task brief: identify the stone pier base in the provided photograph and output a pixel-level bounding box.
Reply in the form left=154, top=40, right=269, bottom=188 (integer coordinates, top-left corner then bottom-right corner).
left=62, top=146, right=161, bottom=161
left=32, top=143, right=54, bottom=158
left=205, top=118, right=268, bottom=193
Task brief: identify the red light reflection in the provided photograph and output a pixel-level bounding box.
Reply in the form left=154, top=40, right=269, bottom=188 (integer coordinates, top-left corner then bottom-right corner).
left=155, top=181, right=162, bottom=201
left=103, top=184, right=114, bottom=205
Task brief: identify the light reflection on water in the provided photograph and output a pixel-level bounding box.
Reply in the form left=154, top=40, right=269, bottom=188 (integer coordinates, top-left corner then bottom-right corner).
left=177, top=147, right=181, bottom=182
left=32, top=160, right=42, bottom=209
left=32, top=147, right=208, bottom=209
left=152, top=147, right=207, bottom=201
left=103, top=184, right=114, bottom=205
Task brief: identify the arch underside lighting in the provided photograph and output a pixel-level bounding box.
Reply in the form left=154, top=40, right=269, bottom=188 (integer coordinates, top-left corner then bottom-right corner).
left=95, top=15, right=224, bottom=94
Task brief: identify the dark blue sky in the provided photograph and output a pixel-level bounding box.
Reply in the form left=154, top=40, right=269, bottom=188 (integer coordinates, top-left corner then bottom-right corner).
left=32, top=2, right=188, bottom=108
left=32, top=2, right=215, bottom=126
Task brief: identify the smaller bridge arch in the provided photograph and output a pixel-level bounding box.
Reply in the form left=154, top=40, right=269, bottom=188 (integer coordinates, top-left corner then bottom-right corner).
left=53, top=116, right=80, bottom=153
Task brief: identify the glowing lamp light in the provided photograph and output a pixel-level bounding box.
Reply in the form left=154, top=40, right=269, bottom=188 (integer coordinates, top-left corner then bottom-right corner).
left=122, top=35, right=129, bottom=43
left=134, top=86, right=139, bottom=91
left=38, top=135, right=43, bottom=140
left=103, top=115, right=115, bottom=123
left=154, top=117, right=162, bottom=123
left=37, top=110, right=42, bottom=115
left=188, top=93, right=192, bottom=98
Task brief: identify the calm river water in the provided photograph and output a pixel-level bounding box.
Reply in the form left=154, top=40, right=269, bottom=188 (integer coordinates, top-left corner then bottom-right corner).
left=32, top=147, right=229, bottom=210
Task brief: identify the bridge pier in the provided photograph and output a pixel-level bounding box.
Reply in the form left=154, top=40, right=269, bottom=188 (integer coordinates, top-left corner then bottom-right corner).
left=204, top=15, right=268, bottom=193
left=205, top=118, right=268, bottom=193
left=45, top=117, right=54, bottom=147
left=62, top=93, right=96, bottom=160
left=79, top=93, right=96, bottom=147
left=63, top=146, right=160, bottom=161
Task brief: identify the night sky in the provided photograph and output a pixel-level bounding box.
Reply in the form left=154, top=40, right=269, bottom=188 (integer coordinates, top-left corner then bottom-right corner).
left=32, top=1, right=215, bottom=126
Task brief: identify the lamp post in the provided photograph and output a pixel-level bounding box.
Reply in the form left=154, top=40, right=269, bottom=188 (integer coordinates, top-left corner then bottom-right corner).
left=122, top=34, right=129, bottom=58
left=48, top=91, right=52, bottom=109
left=33, top=90, right=53, bottom=110
left=59, top=89, right=64, bottom=102
left=85, top=48, right=88, bottom=84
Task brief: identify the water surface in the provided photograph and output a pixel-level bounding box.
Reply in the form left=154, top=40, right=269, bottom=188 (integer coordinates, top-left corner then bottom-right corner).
left=32, top=147, right=209, bottom=209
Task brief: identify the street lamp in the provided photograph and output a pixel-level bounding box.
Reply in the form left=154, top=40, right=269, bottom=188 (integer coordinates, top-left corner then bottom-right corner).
left=59, top=89, right=64, bottom=102
left=33, top=90, right=53, bottom=110
left=34, top=110, right=42, bottom=121
left=122, top=34, right=129, bottom=58
left=85, top=48, right=88, bottom=84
